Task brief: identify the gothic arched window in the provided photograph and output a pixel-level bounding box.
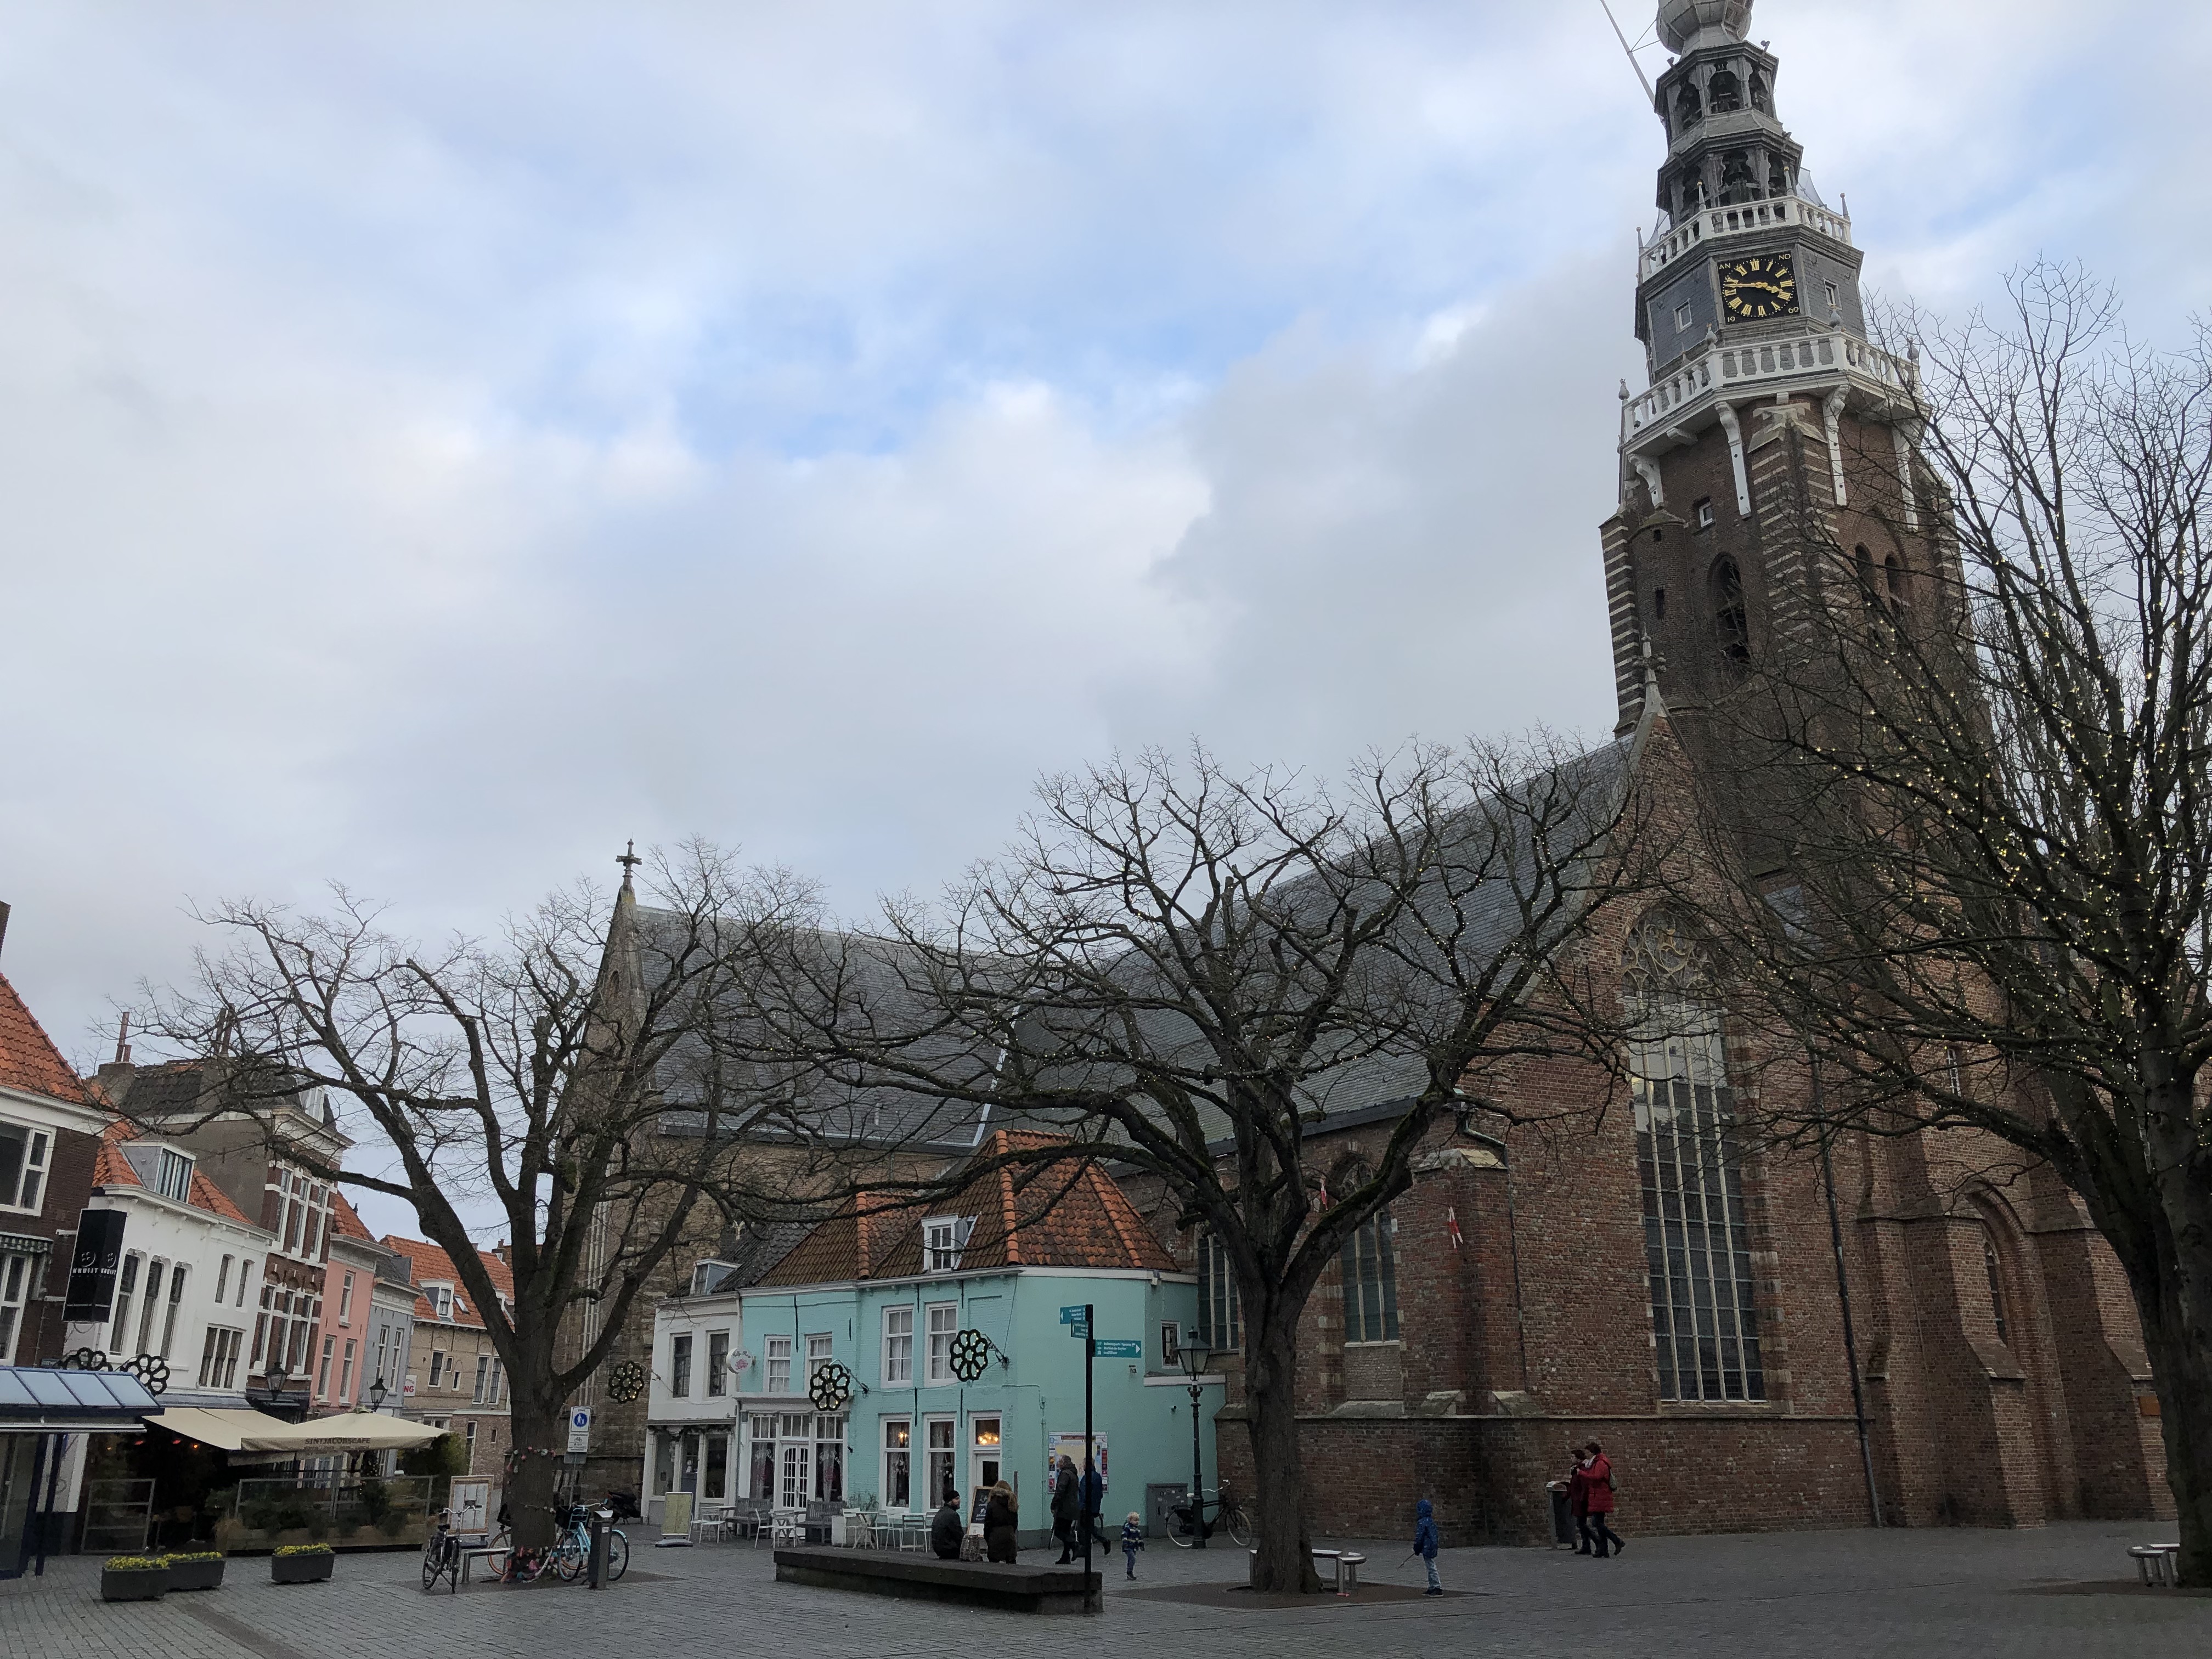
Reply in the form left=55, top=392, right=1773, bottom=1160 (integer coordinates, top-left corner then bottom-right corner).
left=1712, top=557, right=1751, bottom=675
left=1883, top=552, right=1907, bottom=610
left=1623, top=914, right=1765, bottom=1403
left=1854, top=544, right=1879, bottom=607
left=1707, top=70, right=1743, bottom=113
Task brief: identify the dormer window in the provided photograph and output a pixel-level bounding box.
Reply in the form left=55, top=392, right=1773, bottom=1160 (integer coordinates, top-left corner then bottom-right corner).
left=692, top=1260, right=741, bottom=1296
left=924, top=1217, right=976, bottom=1274
left=155, top=1149, right=194, bottom=1204
left=427, top=1284, right=454, bottom=1321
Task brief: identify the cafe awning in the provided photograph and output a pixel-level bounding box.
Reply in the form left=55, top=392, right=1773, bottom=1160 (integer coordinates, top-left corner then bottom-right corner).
left=153, top=1407, right=444, bottom=1455
left=0, top=1366, right=162, bottom=1433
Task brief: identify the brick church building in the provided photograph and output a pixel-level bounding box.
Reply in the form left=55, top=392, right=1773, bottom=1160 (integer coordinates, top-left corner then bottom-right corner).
left=577, top=0, right=2170, bottom=1544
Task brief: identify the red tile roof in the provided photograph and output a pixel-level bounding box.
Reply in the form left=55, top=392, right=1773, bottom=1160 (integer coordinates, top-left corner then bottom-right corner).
left=0, top=970, right=93, bottom=1105
left=329, top=1190, right=374, bottom=1242
left=90, top=1119, right=258, bottom=1226
left=379, top=1234, right=516, bottom=1328
left=759, top=1132, right=1176, bottom=1285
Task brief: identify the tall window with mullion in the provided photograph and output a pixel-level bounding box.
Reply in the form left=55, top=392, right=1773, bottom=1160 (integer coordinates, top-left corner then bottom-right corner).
left=1339, top=1204, right=1400, bottom=1344
left=1196, top=1233, right=1242, bottom=1353
left=1626, top=913, right=1764, bottom=1403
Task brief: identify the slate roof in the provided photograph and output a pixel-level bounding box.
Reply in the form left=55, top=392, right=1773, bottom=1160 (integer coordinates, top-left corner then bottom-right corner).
left=379, top=1235, right=515, bottom=1329
left=994, top=735, right=1637, bottom=1148
left=757, top=1131, right=1176, bottom=1286
left=631, top=910, right=995, bottom=1153
left=0, top=970, right=93, bottom=1105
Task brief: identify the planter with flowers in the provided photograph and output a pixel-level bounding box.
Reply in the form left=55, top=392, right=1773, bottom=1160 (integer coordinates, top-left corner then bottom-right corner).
left=165, top=1551, right=226, bottom=1591
left=271, top=1543, right=334, bottom=1584
left=100, top=1556, right=170, bottom=1601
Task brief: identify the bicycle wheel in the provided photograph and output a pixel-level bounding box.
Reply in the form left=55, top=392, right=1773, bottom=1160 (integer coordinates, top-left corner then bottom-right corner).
left=1166, top=1508, right=1197, bottom=1549
left=421, top=1535, right=450, bottom=1592
left=551, top=1534, right=586, bottom=1583
left=1223, top=1505, right=1252, bottom=1549
left=605, top=1528, right=629, bottom=1582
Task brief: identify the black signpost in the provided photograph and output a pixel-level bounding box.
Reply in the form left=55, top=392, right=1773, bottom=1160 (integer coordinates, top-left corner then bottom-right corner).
left=1081, top=1300, right=1095, bottom=1613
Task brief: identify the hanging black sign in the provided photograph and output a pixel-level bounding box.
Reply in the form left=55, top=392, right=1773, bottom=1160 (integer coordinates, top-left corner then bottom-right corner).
left=63, top=1208, right=127, bottom=1322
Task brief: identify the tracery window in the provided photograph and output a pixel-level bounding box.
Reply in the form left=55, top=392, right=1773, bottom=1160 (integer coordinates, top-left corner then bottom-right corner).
left=1625, top=915, right=1765, bottom=1402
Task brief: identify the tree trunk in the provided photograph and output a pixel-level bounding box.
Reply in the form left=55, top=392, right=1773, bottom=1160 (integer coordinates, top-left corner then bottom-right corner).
left=505, top=1393, right=563, bottom=1550
left=1243, top=1311, right=1323, bottom=1594
left=2137, top=1075, right=2212, bottom=1588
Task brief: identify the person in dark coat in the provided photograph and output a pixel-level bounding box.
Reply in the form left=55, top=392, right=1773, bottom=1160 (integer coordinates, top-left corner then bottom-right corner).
left=1079, top=1458, right=1104, bottom=1556
left=930, top=1488, right=964, bottom=1560
left=984, top=1482, right=1020, bottom=1564
left=1051, top=1455, right=1080, bottom=1564
left=1413, top=1498, right=1442, bottom=1594
left=1581, top=1442, right=1625, bottom=1558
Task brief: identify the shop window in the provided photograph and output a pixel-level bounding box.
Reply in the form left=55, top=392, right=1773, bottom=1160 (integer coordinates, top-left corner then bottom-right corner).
left=926, top=1418, right=957, bottom=1507
left=706, top=1430, right=729, bottom=1500
left=882, top=1419, right=912, bottom=1508
left=747, top=1414, right=777, bottom=1500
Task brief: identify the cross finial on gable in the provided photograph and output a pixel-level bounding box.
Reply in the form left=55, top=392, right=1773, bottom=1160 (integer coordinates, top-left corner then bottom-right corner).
left=617, top=839, right=641, bottom=891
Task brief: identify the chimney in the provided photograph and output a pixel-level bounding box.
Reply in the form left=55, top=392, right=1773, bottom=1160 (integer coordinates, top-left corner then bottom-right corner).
left=0, top=900, right=10, bottom=961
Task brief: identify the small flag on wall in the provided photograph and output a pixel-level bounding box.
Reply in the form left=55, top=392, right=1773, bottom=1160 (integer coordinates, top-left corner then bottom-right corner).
left=1446, top=1206, right=1463, bottom=1251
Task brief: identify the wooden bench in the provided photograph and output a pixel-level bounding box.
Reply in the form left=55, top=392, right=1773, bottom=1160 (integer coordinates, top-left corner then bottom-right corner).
left=2129, top=1543, right=2180, bottom=1587
left=775, top=1546, right=1098, bottom=1613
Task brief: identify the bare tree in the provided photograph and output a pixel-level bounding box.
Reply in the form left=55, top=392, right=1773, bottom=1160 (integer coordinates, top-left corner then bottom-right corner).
left=1686, top=266, right=2212, bottom=1579
left=727, top=739, right=1644, bottom=1591
left=141, top=845, right=822, bottom=1547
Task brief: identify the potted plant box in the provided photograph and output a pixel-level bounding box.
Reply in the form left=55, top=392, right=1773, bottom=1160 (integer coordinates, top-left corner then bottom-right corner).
left=100, top=1556, right=170, bottom=1601
left=166, top=1551, right=226, bottom=1591
left=271, top=1544, right=334, bottom=1584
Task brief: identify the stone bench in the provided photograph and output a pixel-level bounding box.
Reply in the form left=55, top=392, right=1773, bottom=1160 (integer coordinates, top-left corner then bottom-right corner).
left=2129, top=1543, right=2180, bottom=1587
left=774, top=1547, right=1099, bottom=1613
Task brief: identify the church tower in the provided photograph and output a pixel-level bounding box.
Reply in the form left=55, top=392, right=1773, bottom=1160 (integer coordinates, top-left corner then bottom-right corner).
left=1601, top=0, right=1929, bottom=750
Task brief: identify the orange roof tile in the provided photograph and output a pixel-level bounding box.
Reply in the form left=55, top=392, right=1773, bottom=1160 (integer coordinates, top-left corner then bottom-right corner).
left=759, top=1132, right=1176, bottom=1285
left=329, top=1190, right=374, bottom=1242
left=0, top=971, right=93, bottom=1105
left=379, top=1234, right=515, bottom=1328
left=189, top=1170, right=254, bottom=1226
left=91, top=1118, right=261, bottom=1226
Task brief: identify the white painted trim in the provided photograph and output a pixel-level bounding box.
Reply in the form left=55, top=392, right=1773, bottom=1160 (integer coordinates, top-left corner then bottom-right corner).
left=1714, top=402, right=1752, bottom=516
left=1142, top=1373, right=1225, bottom=1387
left=738, top=1266, right=1194, bottom=1298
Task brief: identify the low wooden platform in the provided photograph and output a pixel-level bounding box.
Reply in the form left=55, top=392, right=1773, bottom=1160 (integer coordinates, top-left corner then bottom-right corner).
left=773, top=1547, right=1099, bottom=1613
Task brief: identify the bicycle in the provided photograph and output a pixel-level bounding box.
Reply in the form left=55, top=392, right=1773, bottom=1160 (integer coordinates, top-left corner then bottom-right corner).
left=421, top=1510, right=461, bottom=1593
left=548, top=1500, right=630, bottom=1583
left=1167, top=1485, right=1252, bottom=1549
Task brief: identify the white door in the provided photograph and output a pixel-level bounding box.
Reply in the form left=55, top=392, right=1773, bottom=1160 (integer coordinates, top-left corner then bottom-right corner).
left=779, top=1442, right=811, bottom=1509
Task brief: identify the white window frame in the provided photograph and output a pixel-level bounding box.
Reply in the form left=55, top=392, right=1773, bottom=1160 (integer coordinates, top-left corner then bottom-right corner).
left=881, top=1417, right=912, bottom=1509
left=707, top=1329, right=730, bottom=1398
left=804, top=1333, right=832, bottom=1391
left=670, top=1332, right=693, bottom=1398
left=924, top=1415, right=957, bottom=1509
left=0, top=1251, right=32, bottom=1365
left=0, top=1121, right=50, bottom=1214
left=154, top=1149, right=194, bottom=1204
left=765, top=1335, right=792, bottom=1395
left=340, top=1338, right=356, bottom=1402
left=338, top=1272, right=355, bottom=1321
left=112, top=1254, right=142, bottom=1355
left=883, top=1305, right=914, bottom=1386
left=922, top=1217, right=974, bottom=1274
left=197, top=1324, right=244, bottom=1390
left=160, top=1263, right=188, bottom=1358
left=924, top=1303, right=958, bottom=1385
left=473, top=1353, right=492, bottom=1404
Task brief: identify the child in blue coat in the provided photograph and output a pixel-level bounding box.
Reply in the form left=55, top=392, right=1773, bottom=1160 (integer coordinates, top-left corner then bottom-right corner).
left=1414, top=1498, right=1441, bottom=1594
left=1120, top=1511, right=1145, bottom=1578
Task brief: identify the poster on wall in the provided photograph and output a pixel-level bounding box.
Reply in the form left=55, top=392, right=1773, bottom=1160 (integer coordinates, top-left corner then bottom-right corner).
left=449, top=1478, right=492, bottom=1537
left=1046, top=1431, right=1108, bottom=1494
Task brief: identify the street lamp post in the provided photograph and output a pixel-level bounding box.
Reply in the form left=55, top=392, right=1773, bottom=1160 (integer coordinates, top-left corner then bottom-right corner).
left=368, top=1376, right=389, bottom=1413
left=1177, top=1325, right=1212, bottom=1548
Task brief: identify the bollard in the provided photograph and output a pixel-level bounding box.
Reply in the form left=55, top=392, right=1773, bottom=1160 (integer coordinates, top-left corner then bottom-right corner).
left=588, top=1507, right=610, bottom=1589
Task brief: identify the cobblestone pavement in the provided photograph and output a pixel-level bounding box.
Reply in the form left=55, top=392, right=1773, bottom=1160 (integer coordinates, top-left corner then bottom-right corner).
left=4, top=1522, right=2207, bottom=1659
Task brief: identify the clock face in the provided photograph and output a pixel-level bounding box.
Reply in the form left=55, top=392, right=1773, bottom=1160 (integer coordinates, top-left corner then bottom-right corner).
left=1718, top=253, right=1800, bottom=322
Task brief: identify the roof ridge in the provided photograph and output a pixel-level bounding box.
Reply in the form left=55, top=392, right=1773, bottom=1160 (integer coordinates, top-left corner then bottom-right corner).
left=994, top=1133, right=1023, bottom=1266
left=0, top=970, right=94, bottom=1105
left=1091, top=1160, right=1150, bottom=1268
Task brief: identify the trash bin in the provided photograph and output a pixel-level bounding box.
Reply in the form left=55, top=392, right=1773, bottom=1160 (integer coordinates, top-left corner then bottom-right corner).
left=1547, top=1480, right=1576, bottom=1548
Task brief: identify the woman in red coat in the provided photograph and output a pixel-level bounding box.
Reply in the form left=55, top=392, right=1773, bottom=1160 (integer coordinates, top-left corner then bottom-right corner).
left=1580, top=1442, right=1625, bottom=1558
left=1566, top=1447, right=1594, bottom=1554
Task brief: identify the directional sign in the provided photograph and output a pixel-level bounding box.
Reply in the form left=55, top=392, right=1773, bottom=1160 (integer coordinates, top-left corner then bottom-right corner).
left=1059, top=1305, right=1088, bottom=1324
left=1092, top=1339, right=1142, bottom=1359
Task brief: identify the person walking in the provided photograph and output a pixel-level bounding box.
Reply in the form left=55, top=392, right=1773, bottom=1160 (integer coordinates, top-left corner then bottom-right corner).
left=1567, top=1446, right=1594, bottom=1554
left=1413, top=1498, right=1443, bottom=1594
left=930, top=1488, right=965, bottom=1560
left=1051, top=1455, right=1080, bottom=1564
left=1120, top=1511, right=1145, bottom=1579
left=984, top=1481, right=1020, bottom=1564
left=1582, top=1442, right=1625, bottom=1558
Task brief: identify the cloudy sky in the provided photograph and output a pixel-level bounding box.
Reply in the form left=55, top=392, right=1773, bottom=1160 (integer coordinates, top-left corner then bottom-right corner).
left=2, top=1, right=2206, bottom=1237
